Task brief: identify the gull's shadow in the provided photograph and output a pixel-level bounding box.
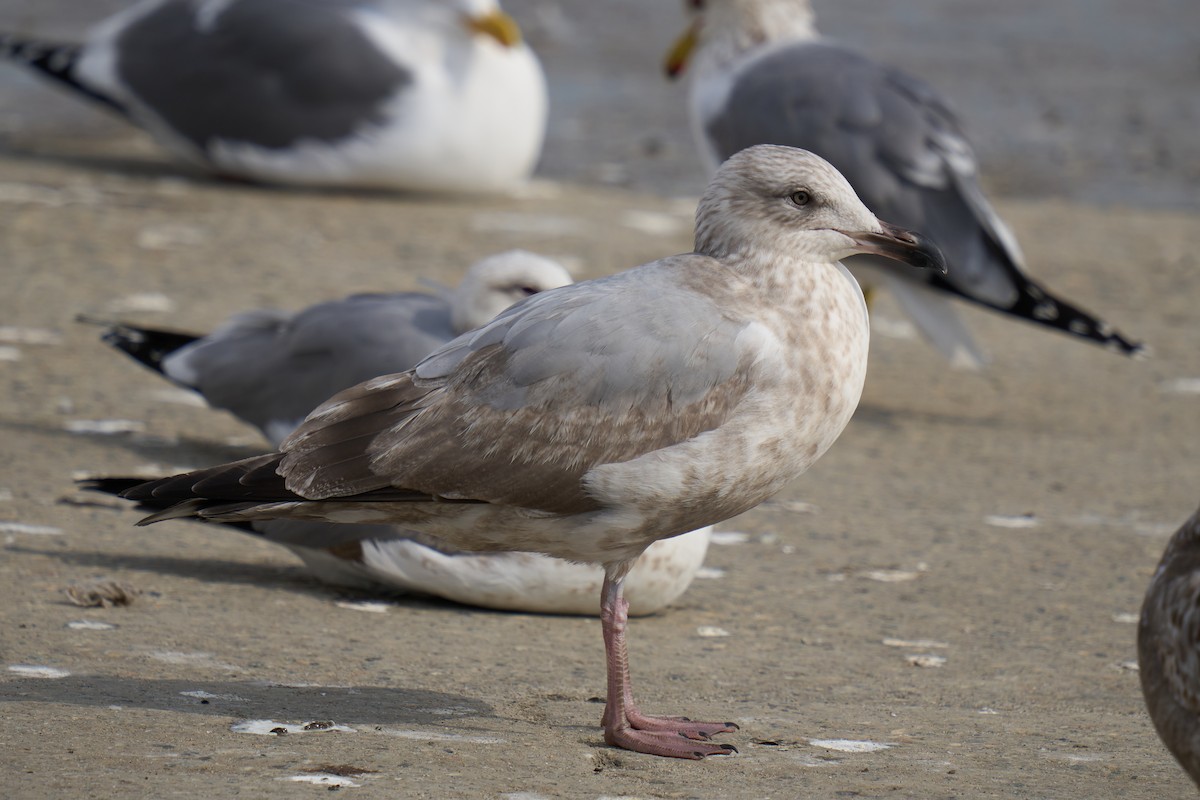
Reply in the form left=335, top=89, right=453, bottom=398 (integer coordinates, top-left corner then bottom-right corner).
left=851, top=400, right=1008, bottom=432
left=0, top=675, right=493, bottom=726
left=7, top=544, right=314, bottom=591
left=0, top=142, right=508, bottom=204
left=0, top=417, right=265, bottom=470
left=0, top=140, right=202, bottom=183
left=6, top=543, right=522, bottom=616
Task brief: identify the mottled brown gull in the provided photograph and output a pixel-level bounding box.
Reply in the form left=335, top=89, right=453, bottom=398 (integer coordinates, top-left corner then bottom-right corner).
left=0, top=0, right=545, bottom=193
left=1139, top=504, right=1200, bottom=788
left=116, top=144, right=945, bottom=758
left=90, top=250, right=711, bottom=616
left=666, top=0, right=1144, bottom=367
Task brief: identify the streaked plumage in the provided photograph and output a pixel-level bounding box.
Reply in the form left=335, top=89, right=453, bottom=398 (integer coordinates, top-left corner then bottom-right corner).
left=106, top=145, right=946, bottom=757
left=95, top=251, right=713, bottom=615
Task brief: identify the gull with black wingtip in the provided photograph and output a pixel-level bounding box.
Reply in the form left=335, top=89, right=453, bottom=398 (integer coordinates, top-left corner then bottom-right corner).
left=666, top=0, right=1144, bottom=367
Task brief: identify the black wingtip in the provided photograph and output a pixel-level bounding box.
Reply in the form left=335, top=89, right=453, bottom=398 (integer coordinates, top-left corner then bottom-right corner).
left=97, top=323, right=199, bottom=376
left=0, top=32, right=129, bottom=116
left=931, top=271, right=1148, bottom=359
left=78, top=476, right=147, bottom=498
left=1079, top=320, right=1150, bottom=360
left=77, top=474, right=262, bottom=533
left=1031, top=291, right=1148, bottom=359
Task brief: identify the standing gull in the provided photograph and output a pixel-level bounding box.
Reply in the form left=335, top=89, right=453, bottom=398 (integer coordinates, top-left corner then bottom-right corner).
left=92, top=250, right=712, bottom=616
left=0, top=0, right=546, bottom=193
left=1139, top=503, right=1200, bottom=788
left=111, top=145, right=945, bottom=758
left=666, top=0, right=1144, bottom=367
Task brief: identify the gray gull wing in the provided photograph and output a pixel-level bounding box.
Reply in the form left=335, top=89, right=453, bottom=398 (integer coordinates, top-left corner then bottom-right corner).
left=163, top=292, right=454, bottom=442
left=107, top=0, right=411, bottom=152
left=708, top=42, right=1024, bottom=305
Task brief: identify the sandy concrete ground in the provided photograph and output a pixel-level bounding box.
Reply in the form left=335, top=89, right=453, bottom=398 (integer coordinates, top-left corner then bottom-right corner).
left=1, top=1, right=1199, bottom=797
left=1, top=139, right=1198, bottom=797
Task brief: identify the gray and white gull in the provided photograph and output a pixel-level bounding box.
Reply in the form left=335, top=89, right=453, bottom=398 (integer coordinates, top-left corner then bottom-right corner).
left=0, top=0, right=546, bottom=193
left=103, top=250, right=574, bottom=446
left=666, top=0, right=1144, bottom=367
left=113, top=145, right=945, bottom=758
left=93, top=250, right=712, bottom=616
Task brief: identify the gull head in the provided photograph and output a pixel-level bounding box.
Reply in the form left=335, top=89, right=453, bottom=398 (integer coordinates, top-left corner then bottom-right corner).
left=456, top=0, right=525, bottom=48
left=450, top=250, right=574, bottom=332
left=665, top=0, right=818, bottom=78
left=695, top=145, right=946, bottom=274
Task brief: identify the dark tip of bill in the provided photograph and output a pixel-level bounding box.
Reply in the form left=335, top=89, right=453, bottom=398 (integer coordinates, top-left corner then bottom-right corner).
left=915, top=231, right=948, bottom=275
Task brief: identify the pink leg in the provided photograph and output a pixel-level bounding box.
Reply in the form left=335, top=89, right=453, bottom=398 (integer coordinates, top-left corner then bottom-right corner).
left=599, top=571, right=738, bottom=759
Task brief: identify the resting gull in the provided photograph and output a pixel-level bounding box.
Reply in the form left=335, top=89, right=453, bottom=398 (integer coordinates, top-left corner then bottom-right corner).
left=1138, top=503, right=1200, bottom=788
left=108, top=145, right=946, bottom=758
left=102, top=250, right=574, bottom=446
left=666, top=0, right=1144, bottom=367
left=0, top=0, right=546, bottom=193
left=91, top=250, right=712, bottom=615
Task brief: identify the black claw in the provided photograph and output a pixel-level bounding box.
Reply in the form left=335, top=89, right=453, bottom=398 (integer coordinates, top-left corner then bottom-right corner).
left=693, top=742, right=738, bottom=758
left=726, top=722, right=740, bottom=730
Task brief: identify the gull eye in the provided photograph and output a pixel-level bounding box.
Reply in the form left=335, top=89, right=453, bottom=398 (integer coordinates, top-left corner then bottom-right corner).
left=788, top=189, right=811, bottom=207
left=518, top=285, right=540, bottom=297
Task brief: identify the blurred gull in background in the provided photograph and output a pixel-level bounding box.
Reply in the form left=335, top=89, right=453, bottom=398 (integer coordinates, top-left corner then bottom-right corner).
left=666, top=0, right=1145, bottom=367
left=0, top=0, right=547, bottom=193
left=100, top=250, right=575, bottom=446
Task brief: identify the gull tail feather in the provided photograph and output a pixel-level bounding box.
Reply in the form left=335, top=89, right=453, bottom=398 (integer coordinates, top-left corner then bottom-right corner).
left=79, top=476, right=259, bottom=533
left=88, top=453, right=444, bottom=527
left=136, top=498, right=211, bottom=525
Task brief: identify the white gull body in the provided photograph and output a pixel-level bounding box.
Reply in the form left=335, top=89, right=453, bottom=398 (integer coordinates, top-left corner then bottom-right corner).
left=1, top=0, right=546, bottom=193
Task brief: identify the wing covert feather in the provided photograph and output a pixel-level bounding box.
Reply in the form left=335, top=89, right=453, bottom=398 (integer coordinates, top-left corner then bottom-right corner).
left=281, top=261, right=758, bottom=513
